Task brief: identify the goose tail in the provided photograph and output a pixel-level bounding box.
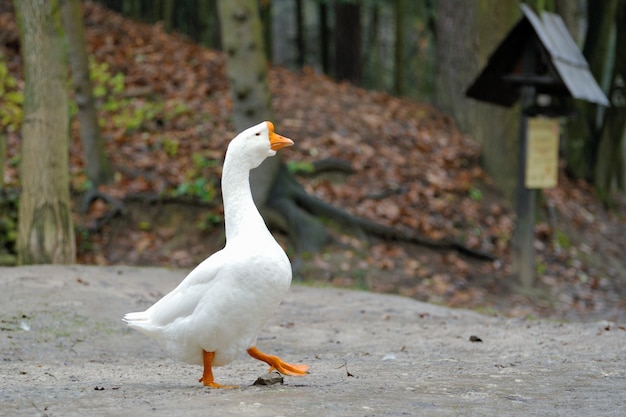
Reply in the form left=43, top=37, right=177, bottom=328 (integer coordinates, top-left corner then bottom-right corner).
left=123, top=311, right=150, bottom=323
left=123, top=311, right=156, bottom=334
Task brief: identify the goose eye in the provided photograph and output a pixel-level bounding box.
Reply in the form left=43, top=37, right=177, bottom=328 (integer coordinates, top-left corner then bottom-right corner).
left=255, top=132, right=261, bottom=136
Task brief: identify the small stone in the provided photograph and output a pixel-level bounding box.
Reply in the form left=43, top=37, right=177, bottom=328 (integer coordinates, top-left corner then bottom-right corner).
left=253, top=372, right=284, bottom=386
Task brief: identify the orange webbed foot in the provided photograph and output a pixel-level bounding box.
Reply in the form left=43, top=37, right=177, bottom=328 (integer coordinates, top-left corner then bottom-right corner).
left=247, top=346, right=309, bottom=376
left=198, top=377, right=239, bottom=389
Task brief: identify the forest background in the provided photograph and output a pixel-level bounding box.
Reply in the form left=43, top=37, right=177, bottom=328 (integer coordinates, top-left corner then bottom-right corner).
left=0, top=0, right=625, bottom=321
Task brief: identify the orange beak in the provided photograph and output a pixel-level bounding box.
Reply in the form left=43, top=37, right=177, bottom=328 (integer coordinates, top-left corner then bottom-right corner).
left=267, top=121, right=294, bottom=151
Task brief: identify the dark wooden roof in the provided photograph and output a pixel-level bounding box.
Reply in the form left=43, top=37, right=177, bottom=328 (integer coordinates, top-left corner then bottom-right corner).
left=466, top=4, right=609, bottom=107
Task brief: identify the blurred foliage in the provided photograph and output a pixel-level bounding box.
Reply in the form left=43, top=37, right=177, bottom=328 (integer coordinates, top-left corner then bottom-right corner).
left=88, top=58, right=166, bottom=132
left=169, top=152, right=220, bottom=203
left=287, top=160, right=314, bottom=175
left=195, top=211, right=223, bottom=232
left=0, top=189, right=19, bottom=265
left=0, top=60, right=23, bottom=133
left=469, top=187, right=484, bottom=201
left=174, top=177, right=217, bottom=203
left=554, top=229, right=572, bottom=250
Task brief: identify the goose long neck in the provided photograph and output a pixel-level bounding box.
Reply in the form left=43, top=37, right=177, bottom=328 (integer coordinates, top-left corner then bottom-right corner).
left=221, top=155, right=267, bottom=242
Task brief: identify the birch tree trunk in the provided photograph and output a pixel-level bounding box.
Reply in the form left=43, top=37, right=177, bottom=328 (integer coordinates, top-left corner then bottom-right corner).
left=60, top=0, right=112, bottom=189
left=216, top=0, right=277, bottom=207
left=217, top=0, right=328, bottom=253
left=15, top=0, right=76, bottom=264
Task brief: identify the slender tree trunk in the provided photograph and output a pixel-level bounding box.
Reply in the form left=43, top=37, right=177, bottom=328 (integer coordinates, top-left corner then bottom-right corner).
left=318, top=1, right=330, bottom=75
left=60, top=0, right=113, bottom=189
left=295, top=0, right=305, bottom=68
left=565, top=0, right=618, bottom=181
left=100, top=0, right=123, bottom=13
left=199, top=0, right=221, bottom=49
left=594, top=0, right=626, bottom=201
left=365, top=4, right=381, bottom=90
left=126, top=0, right=142, bottom=21
left=555, top=0, right=585, bottom=44
left=198, top=0, right=210, bottom=45
left=162, top=0, right=174, bottom=32
left=393, top=0, right=407, bottom=96
left=259, top=0, right=272, bottom=62
left=334, top=2, right=361, bottom=83
left=15, top=0, right=76, bottom=264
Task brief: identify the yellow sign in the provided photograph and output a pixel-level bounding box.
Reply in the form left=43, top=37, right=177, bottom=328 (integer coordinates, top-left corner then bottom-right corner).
left=525, top=118, right=559, bottom=188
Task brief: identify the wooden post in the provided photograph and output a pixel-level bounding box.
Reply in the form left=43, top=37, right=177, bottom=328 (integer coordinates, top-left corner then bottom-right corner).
left=512, top=35, right=538, bottom=287
left=512, top=86, right=536, bottom=287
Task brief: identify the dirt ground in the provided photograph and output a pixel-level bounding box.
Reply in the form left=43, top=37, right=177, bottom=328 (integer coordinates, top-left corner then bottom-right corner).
left=1, top=265, right=625, bottom=417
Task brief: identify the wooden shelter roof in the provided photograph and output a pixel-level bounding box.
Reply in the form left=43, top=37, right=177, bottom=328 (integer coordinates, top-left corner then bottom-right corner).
left=466, top=4, right=609, bottom=107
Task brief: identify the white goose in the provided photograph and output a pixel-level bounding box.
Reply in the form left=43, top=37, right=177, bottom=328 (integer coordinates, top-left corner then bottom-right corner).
left=124, top=121, right=308, bottom=388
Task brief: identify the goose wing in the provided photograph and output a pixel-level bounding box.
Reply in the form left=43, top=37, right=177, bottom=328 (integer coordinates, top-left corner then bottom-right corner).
left=124, top=249, right=228, bottom=327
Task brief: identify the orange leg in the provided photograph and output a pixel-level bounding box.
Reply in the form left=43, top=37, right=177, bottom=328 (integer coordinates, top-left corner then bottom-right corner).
left=247, top=346, right=309, bottom=376
left=199, top=350, right=238, bottom=388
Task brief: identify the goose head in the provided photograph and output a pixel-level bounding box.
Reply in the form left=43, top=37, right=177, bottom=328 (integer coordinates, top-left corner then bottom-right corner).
left=226, top=121, right=294, bottom=169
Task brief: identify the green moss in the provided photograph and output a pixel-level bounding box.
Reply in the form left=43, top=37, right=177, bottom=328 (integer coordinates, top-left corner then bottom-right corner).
left=554, top=229, right=571, bottom=250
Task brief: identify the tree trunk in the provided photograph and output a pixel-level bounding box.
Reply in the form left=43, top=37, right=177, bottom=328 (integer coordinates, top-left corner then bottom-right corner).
left=99, top=0, right=123, bottom=13
left=125, top=0, right=142, bottom=21
left=199, top=0, right=221, bottom=49
left=594, top=0, right=626, bottom=201
left=162, top=0, right=174, bottom=32
left=60, top=0, right=113, bottom=189
left=216, top=0, right=269, bottom=122
left=318, top=1, right=330, bottom=75
left=435, top=0, right=519, bottom=200
left=333, top=2, right=361, bottom=83
left=217, top=0, right=328, bottom=253
left=393, top=0, right=406, bottom=96
left=15, top=0, right=76, bottom=264
left=555, top=0, right=585, bottom=44
left=217, top=0, right=278, bottom=206
left=364, top=3, right=381, bottom=90
left=565, top=0, right=618, bottom=181
left=295, top=0, right=305, bottom=68
left=259, top=0, right=272, bottom=61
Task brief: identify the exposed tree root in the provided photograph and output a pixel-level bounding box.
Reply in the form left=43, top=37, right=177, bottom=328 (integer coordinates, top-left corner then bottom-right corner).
left=266, top=164, right=496, bottom=261
left=80, top=188, right=125, bottom=232
left=78, top=162, right=496, bottom=262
